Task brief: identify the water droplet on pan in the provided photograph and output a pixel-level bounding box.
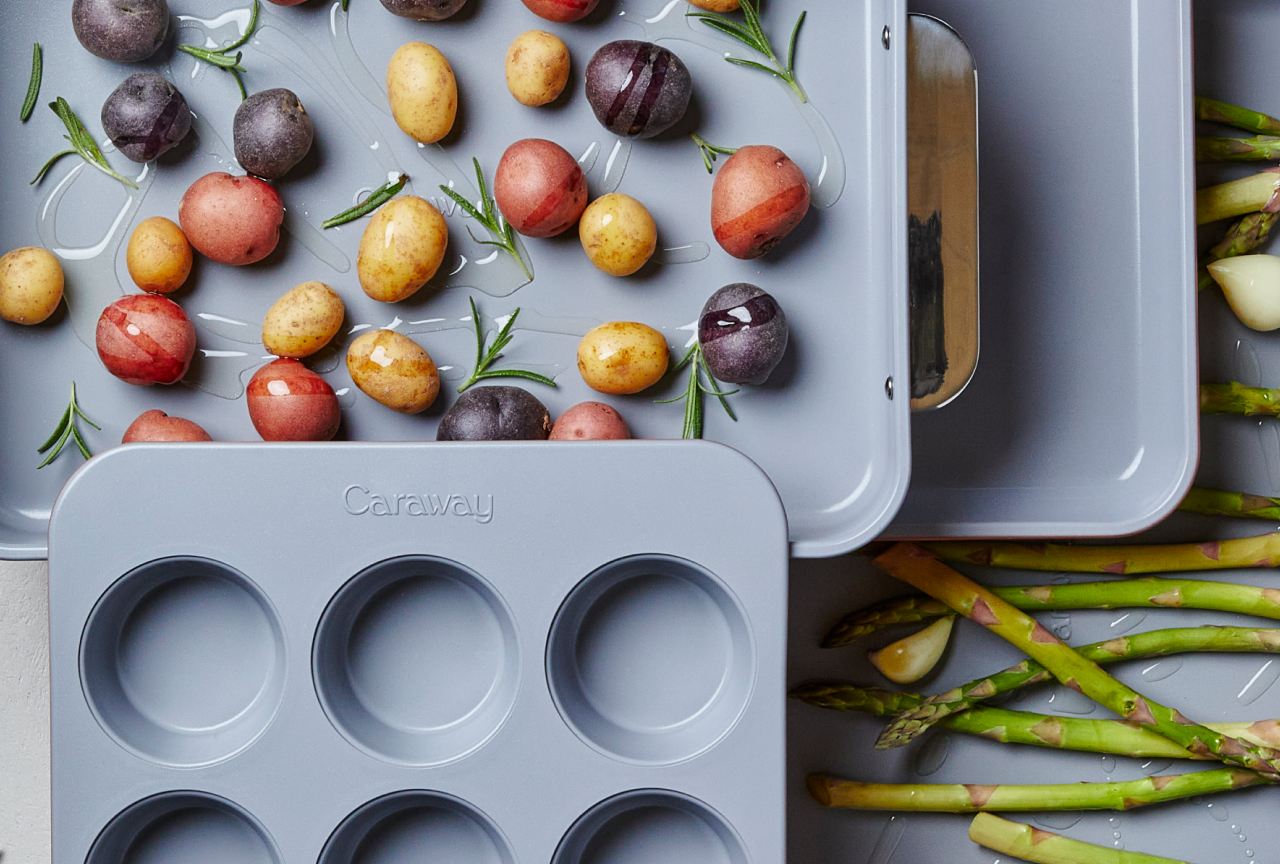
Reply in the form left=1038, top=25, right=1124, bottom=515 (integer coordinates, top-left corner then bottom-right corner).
left=913, top=733, right=950, bottom=776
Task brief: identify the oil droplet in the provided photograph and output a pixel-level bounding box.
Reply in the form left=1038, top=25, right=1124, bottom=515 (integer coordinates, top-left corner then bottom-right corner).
left=1247, top=851, right=1254, bottom=857
left=865, top=815, right=905, bottom=864
left=1109, top=817, right=1120, bottom=827
left=1109, top=612, right=1147, bottom=634
left=283, top=207, right=351, bottom=273
left=1258, top=420, right=1280, bottom=492
left=1207, top=802, right=1230, bottom=822
left=913, top=733, right=950, bottom=776
left=1113, top=841, right=1124, bottom=850
left=1237, top=659, right=1280, bottom=705
left=328, top=2, right=393, bottom=116
left=586, top=139, right=633, bottom=198
left=1034, top=813, right=1084, bottom=830
left=335, top=387, right=357, bottom=410
left=1231, top=825, right=1240, bottom=833
left=36, top=161, right=156, bottom=350
left=1100, top=755, right=1117, bottom=774
left=1140, top=658, right=1183, bottom=682
left=1140, top=760, right=1172, bottom=776
left=195, top=313, right=260, bottom=344
left=1047, top=688, right=1096, bottom=715
left=653, top=242, right=712, bottom=265
left=1235, top=338, right=1263, bottom=388
left=181, top=349, right=264, bottom=399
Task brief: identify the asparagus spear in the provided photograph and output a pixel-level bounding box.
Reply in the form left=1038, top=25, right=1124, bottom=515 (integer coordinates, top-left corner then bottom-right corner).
left=875, top=626, right=1280, bottom=748
left=1180, top=486, right=1280, bottom=519
left=1201, top=381, right=1280, bottom=417
left=806, top=768, right=1263, bottom=812
left=1002, top=577, right=1280, bottom=618
left=1198, top=212, right=1279, bottom=290
left=969, top=813, right=1201, bottom=864
left=793, top=681, right=1280, bottom=757
left=873, top=544, right=1280, bottom=778
left=923, top=531, right=1280, bottom=573
left=1196, top=97, right=1280, bottom=135
left=822, top=595, right=949, bottom=645
left=792, top=683, right=1206, bottom=759
left=1198, top=135, right=1280, bottom=162
left=1197, top=171, right=1280, bottom=225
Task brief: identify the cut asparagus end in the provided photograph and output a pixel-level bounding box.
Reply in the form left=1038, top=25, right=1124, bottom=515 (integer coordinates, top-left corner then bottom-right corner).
left=1208, top=254, right=1280, bottom=331
left=1197, top=171, right=1280, bottom=225
left=969, top=813, right=1200, bottom=864
left=868, top=615, right=956, bottom=683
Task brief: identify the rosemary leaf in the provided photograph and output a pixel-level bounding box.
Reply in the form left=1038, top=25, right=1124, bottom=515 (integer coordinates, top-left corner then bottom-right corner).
left=20, top=43, right=42, bottom=122
left=689, top=0, right=808, bottom=103
left=37, top=383, right=97, bottom=469
left=179, top=0, right=259, bottom=101
left=439, top=158, right=532, bottom=281
left=691, top=133, right=738, bottom=172
left=458, top=298, right=557, bottom=393
left=38, top=99, right=136, bottom=189
left=657, top=343, right=738, bottom=439
left=323, top=174, right=408, bottom=228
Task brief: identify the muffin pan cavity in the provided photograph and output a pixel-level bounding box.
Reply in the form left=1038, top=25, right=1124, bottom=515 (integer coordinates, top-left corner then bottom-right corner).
left=547, top=557, right=754, bottom=765
left=319, top=792, right=514, bottom=864
left=313, top=557, right=520, bottom=766
left=80, top=558, right=286, bottom=767
left=553, top=791, right=749, bottom=864
left=50, top=443, right=786, bottom=864
left=86, top=792, right=281, bottom=864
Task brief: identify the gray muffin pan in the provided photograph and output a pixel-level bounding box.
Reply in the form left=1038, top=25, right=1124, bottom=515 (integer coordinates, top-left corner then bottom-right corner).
left=887, top=0, right=1199, bottom=538
left=0, top=0, right=908, bottom=560
left=48, top=442, right=787, bottom=864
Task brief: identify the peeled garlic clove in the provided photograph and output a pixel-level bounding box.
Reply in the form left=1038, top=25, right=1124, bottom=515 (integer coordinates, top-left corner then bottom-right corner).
left=868, top=615, right=956, bottom=684
left=1208, top=254, right=1280, bottom=331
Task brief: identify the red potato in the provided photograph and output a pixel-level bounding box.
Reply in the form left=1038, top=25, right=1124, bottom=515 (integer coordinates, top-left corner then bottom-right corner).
left=179, top=173, right=284, bottom=266
left=96, top=294, right=196, bottom=386
left=550, top=402, right=631, bottom=440
left=711, top=145, right=811, bottom=260
left=247, top=359, right=340, bottom=442
left=494, top=140, right=588, bottom=238
left=519, top=0, right=599, bottom=23
left=122, top=410, right=212, bottom=443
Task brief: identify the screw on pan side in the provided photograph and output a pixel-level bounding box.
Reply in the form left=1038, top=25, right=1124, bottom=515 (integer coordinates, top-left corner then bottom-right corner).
left=882, top=25, right=891, bottom=49
left=885, top=377, right=894, bottom=400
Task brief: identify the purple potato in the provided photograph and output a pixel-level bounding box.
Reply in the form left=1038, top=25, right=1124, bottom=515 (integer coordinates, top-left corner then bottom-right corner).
left=437, top=387, right=553, bottom=441
left=234, top=89, right=315, bottom=180
left=379, top=0, right=468, bottom=20
left=72, top=0, right=170, bottom=63
left=101, top=72, right=192, bottom=163
left=699, top=283, right=789, bottom=385
left=585, top=41, right=692, bottom=139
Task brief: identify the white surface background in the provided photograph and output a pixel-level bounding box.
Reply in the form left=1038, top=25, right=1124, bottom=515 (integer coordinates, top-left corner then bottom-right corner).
left=1, top=560, right=51, bottom=864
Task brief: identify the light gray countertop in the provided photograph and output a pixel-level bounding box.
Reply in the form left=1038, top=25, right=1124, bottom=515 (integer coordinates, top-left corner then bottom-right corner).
left=2, top=560, right=51, bottom=864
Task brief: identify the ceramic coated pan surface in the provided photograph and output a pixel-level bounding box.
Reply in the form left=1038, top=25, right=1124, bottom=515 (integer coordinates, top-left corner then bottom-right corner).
left=0, top=0, right=908, bottom=559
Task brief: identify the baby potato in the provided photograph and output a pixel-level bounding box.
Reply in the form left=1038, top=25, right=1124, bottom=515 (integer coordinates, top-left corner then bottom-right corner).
left=506, top=31, right=571, bottom=107
left=346, top=330, right=439, bottom=414
left=262, top=281, right=345, bottom=359
left=686, top=0, right=739, bottom=11
left=387, top=42, right=458, bottom=145
left=127, top=217, right=192, bottom=295
left=550, top=401, right=631, bottom=440
left=179, top=173, right=284, bottom=266
left=579, top=193, right=657, bottom=276
left=0, top=247, right=63, bottom=325
left=357, top=196, right=449, bottom=303
left=578, top=321, right=669, bottom=395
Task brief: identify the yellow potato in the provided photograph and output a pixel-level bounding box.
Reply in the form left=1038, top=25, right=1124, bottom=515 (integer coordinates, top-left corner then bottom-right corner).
left=686, top=0, right=739, bottom=11
left=506, top=31, right=570, bottom=107
left=577, top=321, right=669, bottom=395
left=579, top=193, right=657, bottom=277
left=387, top=42, right=458, bottom=144
left=262, top=281, right=345, bottom=358
left=357, top=196, right=449, bottom=303
left=347, top=329, right=439, bottom=414
left=127, top=217, right=193, bottom=295
left=0, top=247, right=63, bottom=325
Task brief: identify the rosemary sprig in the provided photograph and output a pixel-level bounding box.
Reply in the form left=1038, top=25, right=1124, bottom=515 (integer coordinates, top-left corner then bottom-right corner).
left=323, top=174, right=408, bottom=228
left=342, top=0, right=350, bottom=9
left=692, top=133, right=738, bottom=173
left=439, top=158, right=533, bottom=282
left=458, top=297, right=557, bottom=393
left=687, top=0, right=807, bottom=103
left=32, top=98, right=137, bottom=189
left=655, top=342, right=738, bottom=439
left=37, top=383, right=100, bottom=469
left=179, top=0, right=259, bottom=101
left=20, top=43, right=41, bottom=122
